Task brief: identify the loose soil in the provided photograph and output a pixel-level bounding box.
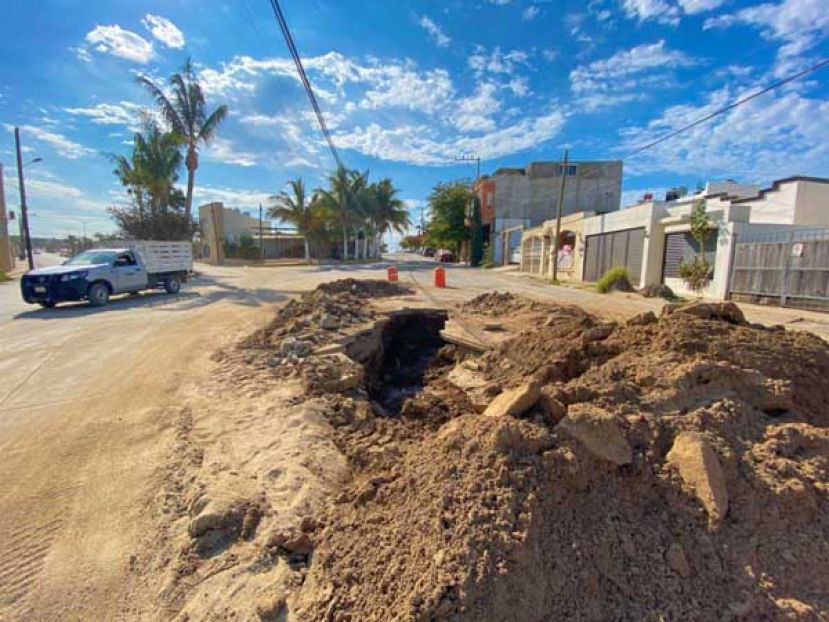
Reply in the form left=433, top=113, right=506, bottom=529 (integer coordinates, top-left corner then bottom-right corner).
left=132, top=285, right=829, bottom=622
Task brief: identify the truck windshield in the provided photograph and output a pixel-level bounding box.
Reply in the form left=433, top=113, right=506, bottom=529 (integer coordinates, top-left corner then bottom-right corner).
left=65, top=251, right=119, bottom=266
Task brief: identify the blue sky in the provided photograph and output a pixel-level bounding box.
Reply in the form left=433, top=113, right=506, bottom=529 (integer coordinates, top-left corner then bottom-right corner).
left=1, top=0, right=828, bottom=239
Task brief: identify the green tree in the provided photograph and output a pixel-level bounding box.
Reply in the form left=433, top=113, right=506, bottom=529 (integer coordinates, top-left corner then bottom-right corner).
left=316, top=166, right=367, bottom=260
left=108, top=120, right=193, bottom=240
left=268, top=178, right=318, bottom=261
left=679, top=200, right=714, bottom=293
left=425, top=181, right=470, bottom=256
left=138, top=57, right=229, bottom=224
left=370, top=178, right=410, bottom=258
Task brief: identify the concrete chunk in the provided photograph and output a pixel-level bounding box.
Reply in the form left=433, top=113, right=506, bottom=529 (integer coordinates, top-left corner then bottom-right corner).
left=556, top=404, right=632, bottom=465
left=483, top=382, right=540, bottom=418
left=666, top=431, right=729, bottom=523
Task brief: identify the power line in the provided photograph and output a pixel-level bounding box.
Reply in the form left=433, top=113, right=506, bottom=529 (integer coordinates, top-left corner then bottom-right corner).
left=624, top=58, right=829, bottom=158
left=267, top=0, right=342, bottom=169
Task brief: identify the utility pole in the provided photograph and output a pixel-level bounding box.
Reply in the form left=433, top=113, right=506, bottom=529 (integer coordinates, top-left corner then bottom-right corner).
left=14, top=127, right=34, bottom=270
left=551, top=149, right=569, bottom=283
left=456, top=153, right=482, bottom=264
left=455, top=153, right=481, bottom=181
left=259, top=203, right=264, bottom=260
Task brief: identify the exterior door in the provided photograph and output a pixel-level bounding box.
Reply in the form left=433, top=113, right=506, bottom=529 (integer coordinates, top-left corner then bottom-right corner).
left=113, top=251, right=146, bottom=292
left=583, top=228, right=645, bottom=283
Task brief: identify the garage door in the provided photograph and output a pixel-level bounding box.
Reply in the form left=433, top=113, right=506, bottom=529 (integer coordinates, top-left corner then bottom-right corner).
left=583, top=228, right=645, bottom=283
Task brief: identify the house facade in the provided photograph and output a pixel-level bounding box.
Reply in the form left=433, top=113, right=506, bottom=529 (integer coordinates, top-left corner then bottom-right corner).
left=519, top=176, right=829, bottom=300
left=473, top=160, right=623, bottom=265
left=199, top=202, right=305, bottom=264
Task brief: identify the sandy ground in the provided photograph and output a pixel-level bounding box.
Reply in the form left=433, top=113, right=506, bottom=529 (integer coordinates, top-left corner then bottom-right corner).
left=1, top=254, right=827, bottom=621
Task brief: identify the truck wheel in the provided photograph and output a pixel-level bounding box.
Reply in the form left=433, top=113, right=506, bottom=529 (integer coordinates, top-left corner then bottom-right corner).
left=88, top=282, right=110, bottom=307
left=164, top=276, right=181, bottom=294
left=38, top=301, right=56, bottom=309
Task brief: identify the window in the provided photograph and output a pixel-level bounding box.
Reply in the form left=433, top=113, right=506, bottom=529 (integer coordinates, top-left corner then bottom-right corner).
left=556, top=165, right=578, bottom=176
left=114, top=252, right=136, bottom=267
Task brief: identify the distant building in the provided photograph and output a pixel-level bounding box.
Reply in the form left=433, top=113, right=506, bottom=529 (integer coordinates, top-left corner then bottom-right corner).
left=473, top=160, right=623, bottom=265
left=198, top=202, right=305, bottom=264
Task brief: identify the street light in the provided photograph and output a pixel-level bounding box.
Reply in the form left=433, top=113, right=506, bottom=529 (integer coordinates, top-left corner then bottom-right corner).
left=13, top=127, right=42, bottom=269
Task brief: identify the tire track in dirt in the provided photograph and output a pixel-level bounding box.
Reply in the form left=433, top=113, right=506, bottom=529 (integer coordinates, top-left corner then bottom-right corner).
left=0, top=479, right=78, bottom=621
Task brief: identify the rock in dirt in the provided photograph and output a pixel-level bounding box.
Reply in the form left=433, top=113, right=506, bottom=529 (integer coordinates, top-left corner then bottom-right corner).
left=666, top=431, right=729, bottom=523
left=662, top=301, right=746, bottom=325
left=640, top=283, right=674, bottom=299
left=483, top=382, right=541, bottom=418
left=556, top=404, right=632, bottom=465
left=539, top=387, right=566, bottom=423
left=626, top=310, right=657, bottom=326
left=255, top=593, right=287, bottom=621
left=666, top=542, right=691, bottom=578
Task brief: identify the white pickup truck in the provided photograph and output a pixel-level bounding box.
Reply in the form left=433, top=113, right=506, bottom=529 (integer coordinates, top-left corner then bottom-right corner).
left=21, top=241, right=193, bottom=308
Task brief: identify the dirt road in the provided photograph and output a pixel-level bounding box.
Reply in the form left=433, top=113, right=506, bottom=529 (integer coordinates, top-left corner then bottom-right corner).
left=1, top=256, right=827, bottom=620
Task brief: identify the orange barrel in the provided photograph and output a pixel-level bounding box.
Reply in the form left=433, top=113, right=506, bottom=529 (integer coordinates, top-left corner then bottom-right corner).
left=387, top=266, right=398, bottom=282
left=434, top=266, right=446, bottom=288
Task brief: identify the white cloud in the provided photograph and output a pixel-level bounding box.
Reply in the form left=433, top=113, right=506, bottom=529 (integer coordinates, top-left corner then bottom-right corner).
left=508, top=76, right=530, bottom=96
left=141, top=14, right=185, bottom=49
left=204, top=137, right=259, bottom=167
left=542, top=48, right=559, bottom=62
left=360, top=66, right=454, bottom=114
left=522, top=6, right=540, bottom=20
left=84, top=25, right=154, bottom=63
left=677, top=0, right=725, bottom=13
left=468, top=46, right=530, bottom=77
left=703, top=0, right=829, bottom=76
left=453, top=83, right=501, bottom=132
left=621, top=0, right=680, bottom=25
left=418, top=15, right=451, bottom=47
left=5, top=124, right=93, bottom=160
left=570, top=40, right=696, bottom=108
left=334, top=108, right=565, bottom=165
left=619, top=87, right=829, bottom=179
left=193, top=185, right=271, bottom=211
left=64, top=101, right=147, bottom=131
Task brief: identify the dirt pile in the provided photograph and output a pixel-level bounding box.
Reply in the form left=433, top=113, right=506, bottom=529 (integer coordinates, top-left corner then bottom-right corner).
left=213, top=279, right=413, bottom=390
left=290, top=294, right=829, bottom=622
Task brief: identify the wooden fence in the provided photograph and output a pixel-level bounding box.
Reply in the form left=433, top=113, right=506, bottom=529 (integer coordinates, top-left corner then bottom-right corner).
left=729, top=228, right=829, bottom=309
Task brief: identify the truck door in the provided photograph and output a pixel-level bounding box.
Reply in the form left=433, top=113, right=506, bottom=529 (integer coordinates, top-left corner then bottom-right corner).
left=112, top=251, right=146, bottom=292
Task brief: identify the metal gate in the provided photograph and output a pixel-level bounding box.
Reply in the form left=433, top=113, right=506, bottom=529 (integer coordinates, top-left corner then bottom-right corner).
left=729, top=228, right=829, bottom=309
left=583, top=228, right=645, bottom=283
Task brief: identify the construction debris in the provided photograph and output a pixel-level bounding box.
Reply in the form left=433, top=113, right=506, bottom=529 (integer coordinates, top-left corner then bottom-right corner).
left=152, top=285, right=829, bottom=622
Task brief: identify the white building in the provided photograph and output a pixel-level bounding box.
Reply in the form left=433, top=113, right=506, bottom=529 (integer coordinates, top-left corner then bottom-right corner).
left=521, top=176, right=829, bottom=301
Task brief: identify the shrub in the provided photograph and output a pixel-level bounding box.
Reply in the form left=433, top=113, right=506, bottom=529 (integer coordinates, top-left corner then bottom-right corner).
left=0, top=270, right=8, bottom=282
left=596, top=266, right=633, bottom=293
left=679, top=256, right=711, bottom=293
left=482, top=244, right=495, bottom=269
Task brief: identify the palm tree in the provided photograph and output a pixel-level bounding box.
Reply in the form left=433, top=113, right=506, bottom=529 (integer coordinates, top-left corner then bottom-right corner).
left=137, top=57, right=228, bottom=223
left=267, top=177, right=317, bottom=262
left=316, top=166, right=367, bottom=260
left=372, top=178, right=410, bottom=257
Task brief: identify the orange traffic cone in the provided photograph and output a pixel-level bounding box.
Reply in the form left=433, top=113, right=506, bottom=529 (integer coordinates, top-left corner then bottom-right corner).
left=434, top=266, right=446, bottom=288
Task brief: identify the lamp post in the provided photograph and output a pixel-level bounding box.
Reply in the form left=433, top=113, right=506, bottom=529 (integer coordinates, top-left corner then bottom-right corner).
left=14, top=126, right=42, bottom=270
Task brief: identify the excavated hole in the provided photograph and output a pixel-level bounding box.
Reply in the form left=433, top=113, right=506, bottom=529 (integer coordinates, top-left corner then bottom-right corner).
left=364, top=310, right=448, bottom=415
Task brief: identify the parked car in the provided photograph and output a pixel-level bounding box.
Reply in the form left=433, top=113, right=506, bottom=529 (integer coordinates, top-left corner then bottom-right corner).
left=422, top=247, right=436, bottom=257
left=21, top=241, right=192, bottom=308
left=510, top=247, right=521, bottom=264
left=437, top=249, right=455, bottom=263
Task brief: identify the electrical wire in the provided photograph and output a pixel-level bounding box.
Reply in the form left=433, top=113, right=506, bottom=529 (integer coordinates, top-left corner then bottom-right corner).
left=267, top=0, right=342, bottom=169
